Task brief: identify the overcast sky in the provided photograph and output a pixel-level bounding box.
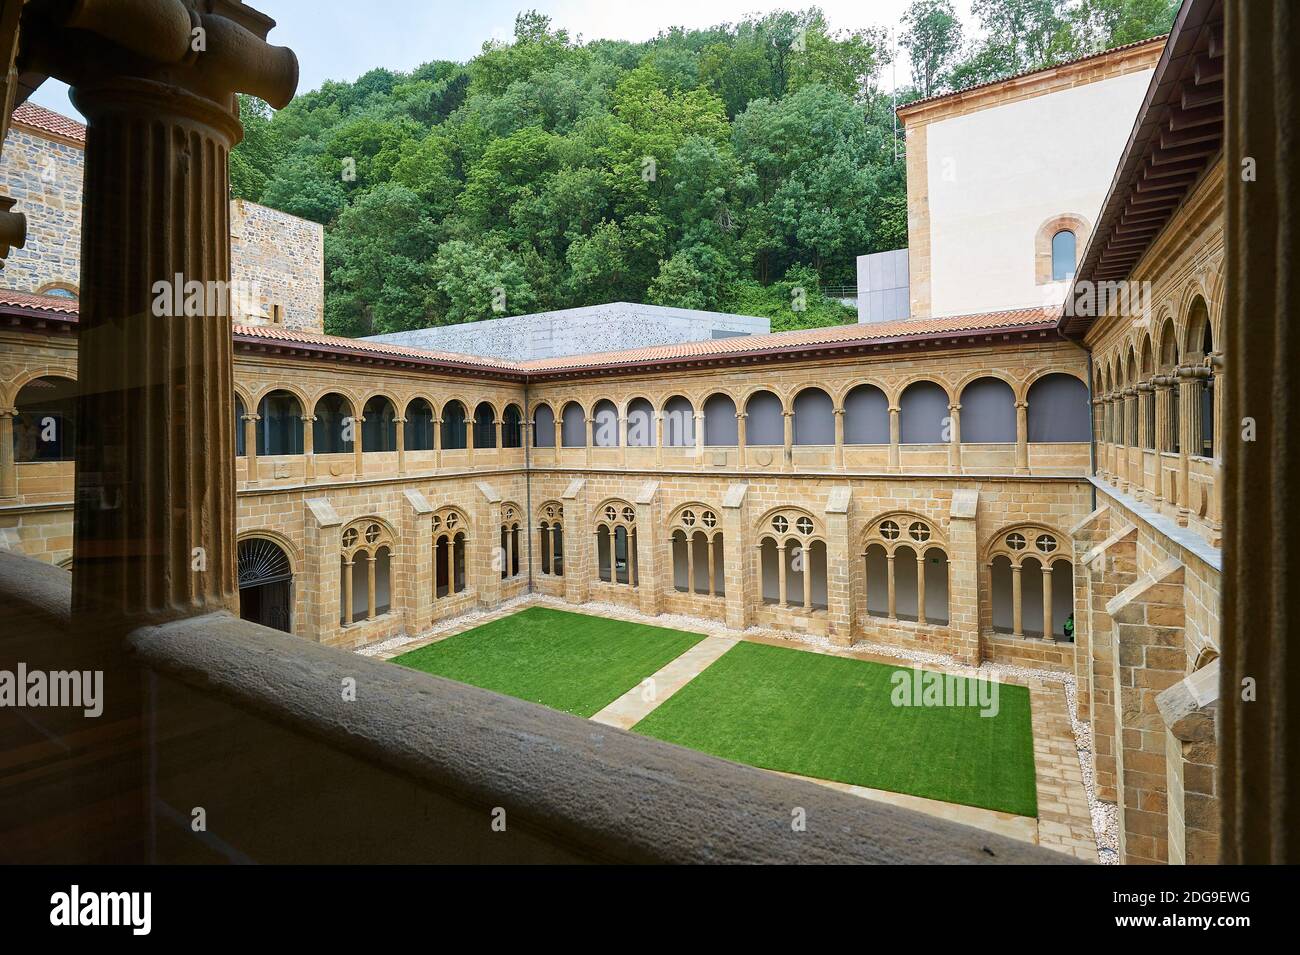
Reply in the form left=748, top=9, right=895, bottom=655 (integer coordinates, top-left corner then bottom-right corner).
left=29, top=0, right=976, bottom=121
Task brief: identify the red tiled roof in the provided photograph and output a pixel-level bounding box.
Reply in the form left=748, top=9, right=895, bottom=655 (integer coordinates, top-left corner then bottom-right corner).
left=0, top=288, right=79, bottom=313
left=519, top=306, right=1059, bottom=372
left=0, top=288, right=1058, bottom=376
left=10, top=103, right=86, bottom=144
left=897, top=34, right=1167, bottom=115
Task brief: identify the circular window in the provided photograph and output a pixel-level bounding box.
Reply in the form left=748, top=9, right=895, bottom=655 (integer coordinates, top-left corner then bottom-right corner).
left=681, top=509, right=696, bottom=526
left=772, top=515, right=789, bottom=534
left=1006, top=532, right=1026, bottom=551
left=796, top=516, right=814, bottom=536
left=880, top=520, right=900, bottom=540
left=605, top=506, right=617, bottom=522
left=430, top=515, right=441, bottom=532
left=702, top=510, right=717, bottom=527
left=365, top=523, right=380, bottom=544
left=445, top=512, right=459, bottom=529
left=342, top=528, right=358, bottom=548
left=909, top=522, right=930, bottom=542
left=1036, top=534, right=1058, bottom=553
left=622, top=506, right=635, bottom=523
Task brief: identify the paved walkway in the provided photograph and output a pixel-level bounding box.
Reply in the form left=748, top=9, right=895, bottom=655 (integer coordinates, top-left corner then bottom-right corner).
left=590, top=635, right=739, bottom=730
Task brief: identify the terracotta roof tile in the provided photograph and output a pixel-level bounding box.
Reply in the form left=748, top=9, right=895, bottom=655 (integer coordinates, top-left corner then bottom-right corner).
left=10, top=103, right=86, bottom=144
left=0, top=288, right=1057, bottom=375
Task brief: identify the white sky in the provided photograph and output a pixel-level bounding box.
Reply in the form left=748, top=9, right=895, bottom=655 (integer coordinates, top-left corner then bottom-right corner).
left=29, top=0, right=976, bottom=121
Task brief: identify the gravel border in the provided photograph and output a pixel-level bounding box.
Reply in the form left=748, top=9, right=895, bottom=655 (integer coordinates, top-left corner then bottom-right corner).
left=355, top=595, right=1117, bottom=862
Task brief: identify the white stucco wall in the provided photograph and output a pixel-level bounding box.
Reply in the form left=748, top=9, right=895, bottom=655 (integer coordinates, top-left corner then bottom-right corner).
left=925, top=69, right=1153, bottom=318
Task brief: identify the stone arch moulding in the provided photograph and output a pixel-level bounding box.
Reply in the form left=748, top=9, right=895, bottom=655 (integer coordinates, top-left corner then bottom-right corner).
left=236, top=528, right=303, bottom=577
left=1035, top=213, right=1090, bottom=285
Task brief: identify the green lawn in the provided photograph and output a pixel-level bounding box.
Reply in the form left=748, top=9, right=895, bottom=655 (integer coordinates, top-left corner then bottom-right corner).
left=391, top=607, right=706, bottom=718
left=632, top=641, right=1038, bottom=817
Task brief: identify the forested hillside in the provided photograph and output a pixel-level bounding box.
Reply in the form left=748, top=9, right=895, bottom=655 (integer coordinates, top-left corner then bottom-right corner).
left=230, top=1, right=1177, bottom=338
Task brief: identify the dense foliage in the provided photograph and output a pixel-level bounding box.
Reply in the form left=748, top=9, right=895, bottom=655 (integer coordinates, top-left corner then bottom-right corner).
left=231, top=2, right=1177, bottom=338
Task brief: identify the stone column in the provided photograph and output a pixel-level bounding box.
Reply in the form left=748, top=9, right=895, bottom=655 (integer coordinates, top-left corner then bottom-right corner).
left=395, top=416, right=406, bottom=475
left=353, top=413, right=365, bottom=479
left=1014, top=400, right=1029, bottom=473
left=1011, top=563, right=1023, bottom=637
left=1042, top=566, right=1053, bottom=639
left=916, top=555, right=927, bottom=626
left=618, top=415, right=628, bottom=468
left=736, top=412, right=747, bottom=468
left=833, top=407, right=845, bottom=468
left=343, top=558, right=354, bottom=625
left=242, top=412, right=259, bottom=485
left=886, top=553, right=896, bottom=619
left=541, top=524, right=552, bottom=575
left=706, top=536, right=716, bottom=597
left=433, top=417, right=442, bottom=470
left=777, top=542, right=788, bottom=606
left=634, top=495, right=659, bottom=617
left=694, top=413, right=704, bottom=466
left=68, top=79, right=255, bottom=621
left=947, top=402, right=961, bottom=473
left=302, top=414, right=316, bottom=482
left=801, top=545, right=813, bottom=611
left=888, top=406, right=901, bottom=471
left=721, top=486, right=748, bottom=630
left=1177, top=368, right=1202, bottom=524
left=685, top=535, right=695, bottom=595
left=654, top=413, right=663, bottom=467
left=782, top=410, right=794, bottom=471
left=366, top=553, right=377, bottom=620
left=0, top=407, right=17, bottom=501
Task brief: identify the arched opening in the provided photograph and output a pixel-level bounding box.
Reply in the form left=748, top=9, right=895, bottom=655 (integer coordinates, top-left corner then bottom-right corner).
left=702, top=394, right=738, bottom=446
left=1186, top=299, right=1215, bottom=459
left=792, top=387, right=834, bottom=445
left=899, top=380, right=948, bottom=444
left=473, top=401, right=497, bottom=449
left=435, top=531, right=468, bottom=598
left=361, top=396, right=396, bottom=452
left=865, top=543, right=889, bottom=617
left=561, top=402, right=586, bottom=447
left=662, top=395, right=695, bottom=447
left=237, top=537, right=292, bottom=633
left=760, top=537, right=780, bottom=604
left=894, top=545, right=919, bottom=621
left=532, top=404, right=556, bottom=448
left=539, top=520, right=563, bottom=575
left=745, top=390, right=783, bottom=446
left=440, top=400, right=467, bottom=450
left=1021, top=556, right=1045, bottom=638
left=502, top=404, right=524, bottom=448
left=374, top=546, right=392, bottom=615
left=313, top=393, right=354, bottom=454
left=626, top=398, right=654, bottom=447
left=257, top=390, right=304, bottom=455
left=405, top=398, right=435, bottom=451
left=1051, top=230, right=1076, bottom=281
left=499, top=522, right=520, bottom=578
left=991, top=555, right=1014, bottom=633
left=592, top=399, right=619, bottom=447
left=959, top=377, right=1015, bottom=443
left=1158, top=319, right=1180, bottom=453
left=843, top=383, right=889, bottom=444
left=13, top=375, right=76, bottom=462
left=1050, top=559, right=1073, bottom=638
left=235, top=396, right=246, bottom=457
left=1140, top=336, right=1156, bottom=451
left=1027, top=374, right=1091, bottom=442
left=924, top=547, right=950, bottom=625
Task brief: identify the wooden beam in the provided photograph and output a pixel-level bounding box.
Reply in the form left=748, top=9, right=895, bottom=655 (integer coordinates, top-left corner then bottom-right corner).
left=1153, top=141, right=1220, bottom=164
left=1193, top=53, right=1224, bottom=84
left=1168, top=103, right=1224, bottom=130
left=1182, top=81, right=1224, bottom=110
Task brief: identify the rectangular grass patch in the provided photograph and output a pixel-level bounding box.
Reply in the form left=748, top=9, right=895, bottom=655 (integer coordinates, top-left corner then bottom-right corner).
left=632, top=641, right=1037, bottom=817
left=391, top=606, right=706, bottom=718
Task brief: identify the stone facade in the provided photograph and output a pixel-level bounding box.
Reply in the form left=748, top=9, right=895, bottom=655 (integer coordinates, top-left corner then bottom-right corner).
left=0, top=111, right=83, bottom=294
left=230, top=198, right=325, bottom=333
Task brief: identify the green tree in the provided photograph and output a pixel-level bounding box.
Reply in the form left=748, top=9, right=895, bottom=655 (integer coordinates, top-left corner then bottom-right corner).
left=900, top=0, right=964, bottom=98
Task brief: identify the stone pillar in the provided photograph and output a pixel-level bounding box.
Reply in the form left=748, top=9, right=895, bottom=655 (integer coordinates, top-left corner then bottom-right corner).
left=583, top=417, right=593, bottom=467
left=304, top=498, right=343, bottom=646
left=353, top=413, right=365, bottom=479
left=242, top=413, right=259, bottom=485
left=801, top=548, right=813, bottom=611
left=634, top=491, right=660, bottom=617
left=735, top=412, right=747, bottom=468
left=1157, top=661, right=1220, bottom=865
left=395, top=416, right=406, bottom=475
left=562, top=481, right=589, bottom=605
left=365, top=554, right=377, bottom=620
left=70, top=78, right=260, bottom=621
left=721, top=484, right=748, bottom=631
left=302, top=414, right=316, bottom=482
left=433, top=417, right=442, bottom=470
left=1014, top=400, right=1029, bottom=473
left=886, top=553, right=896, bottom=619
left=782, top=410, right=794, bottom=471
left=888, top=406, right=900, bottom=471
left=833, top=407, right=845, bottom=469
left=1176, top=372, right=1200, bottom=524
left=706, top=536, right=716, bottom=597
left=947, top=489, right=980, bottom=666
left=824, top=489, right=853, bottom=646
left=654, top=413, right=663, bottom=467
left=1042, top=565, right=1053, bottom=639
left=947, top=403, right=961, bottom=473
left=618, top=415, right=628, bottom=468
left=0, top=407, right=17, bottom=501
left=693, top=413, right=704, bottom=466
left=401, top=489, right=434, bottom=636
left=777, top=542, right=789, bottom=607
left=1221, top=0, right=1300, bottom=863
left=1084, top=522, right=1139, bottom=804
left=1011, top=563, right=1023, bottom=637
left=916, top=555, right=927, bottom=626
